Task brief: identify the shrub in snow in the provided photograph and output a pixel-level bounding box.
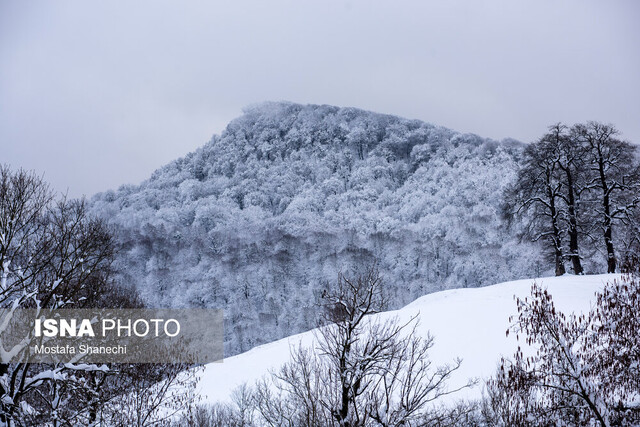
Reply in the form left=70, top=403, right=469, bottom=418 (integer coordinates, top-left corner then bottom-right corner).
left=484, top=268, right=640, bottom=426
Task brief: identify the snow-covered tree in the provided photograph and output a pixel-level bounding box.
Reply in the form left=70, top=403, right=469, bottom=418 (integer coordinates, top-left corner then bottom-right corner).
left=0, top=166, right=115, bottom=423
left=0, top=166, right=201, bottom=425
left=254, top=268, right=474, bottom=426
left=504, top=133, right=568, bottom=275
left=573, top=121, right=640, bottom=273
left=486, top=271, right=640, bottom=425
left=505, top=120, right=639, bottom=276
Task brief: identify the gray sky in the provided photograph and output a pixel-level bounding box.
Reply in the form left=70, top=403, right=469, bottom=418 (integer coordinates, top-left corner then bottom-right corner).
left=1, top=0, right=639, bottom=197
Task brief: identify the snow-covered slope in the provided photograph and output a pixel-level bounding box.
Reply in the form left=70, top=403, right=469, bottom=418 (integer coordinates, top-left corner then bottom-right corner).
left=196, top=274, right=618, bottom=405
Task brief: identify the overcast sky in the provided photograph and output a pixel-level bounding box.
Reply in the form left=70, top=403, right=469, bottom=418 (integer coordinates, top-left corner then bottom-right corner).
left=1, top=1, right=639, bottom=197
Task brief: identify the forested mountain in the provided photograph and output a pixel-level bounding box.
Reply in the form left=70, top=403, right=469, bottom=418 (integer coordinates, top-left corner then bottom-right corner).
left=90, top=102, right=544, bottom=355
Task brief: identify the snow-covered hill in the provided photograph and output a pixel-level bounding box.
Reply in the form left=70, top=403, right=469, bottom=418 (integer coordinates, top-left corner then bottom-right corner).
left=90, top=102, right=542, bottom=357
left=196, top=274, right=618, bottom=405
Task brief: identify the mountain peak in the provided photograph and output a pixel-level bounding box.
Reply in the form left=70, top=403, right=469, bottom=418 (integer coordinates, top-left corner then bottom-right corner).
left=90, top=103, right=536, bottom=356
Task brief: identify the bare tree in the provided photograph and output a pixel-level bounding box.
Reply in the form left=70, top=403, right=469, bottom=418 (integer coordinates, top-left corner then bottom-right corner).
left=549, top=123, right=587, bottom=274
left=505, top=121, right=640, bottom=275
left=573, top=121, right=640, bottom=273
left=481, top=360, right=539, bottom=427
left=0, top=166, right=201, bottom=425
left=93, top=362, right=202, bottom=427
left=0, top=166, right=115, bottom=424
left=255, top=268, right=474, bottom=426
left=587, top=266, right=640, bottom=423
left=256, top=346, right=326, bottom=426
left=176, top=383, right=259, bottom=427
left=505, top=136, right=567, bottom=275
left=488, top=273, right=640, bottom=425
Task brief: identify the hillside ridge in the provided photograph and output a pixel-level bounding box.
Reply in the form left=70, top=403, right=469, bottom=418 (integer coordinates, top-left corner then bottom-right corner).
left=197, top=273, right=618, bottom=405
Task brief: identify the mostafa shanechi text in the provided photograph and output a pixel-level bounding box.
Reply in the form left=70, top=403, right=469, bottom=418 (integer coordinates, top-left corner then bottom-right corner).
left=0, top=308, right=223, bottom=364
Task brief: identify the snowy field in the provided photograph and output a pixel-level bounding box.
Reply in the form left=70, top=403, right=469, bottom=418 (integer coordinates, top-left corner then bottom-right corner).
left=196, top=274, right=618, bottom=405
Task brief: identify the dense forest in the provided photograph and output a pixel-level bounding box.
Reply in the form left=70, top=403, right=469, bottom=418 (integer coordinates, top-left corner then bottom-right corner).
left=89, top=102, right=634, bottom=355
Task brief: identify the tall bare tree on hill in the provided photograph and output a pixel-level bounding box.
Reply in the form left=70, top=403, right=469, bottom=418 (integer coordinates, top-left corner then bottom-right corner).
left=573, top=121, right=640, bottom=273
left=254, top=268, right=474, bottom=426
left=505, top=121, right=639, bottom=275
left=547, top=123, right=586, bottom=274
left=505, top=132, right=567, bottom=275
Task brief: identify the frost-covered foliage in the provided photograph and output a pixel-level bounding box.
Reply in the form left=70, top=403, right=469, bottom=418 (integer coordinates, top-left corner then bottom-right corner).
left=90, top=102, right=543, bottom=355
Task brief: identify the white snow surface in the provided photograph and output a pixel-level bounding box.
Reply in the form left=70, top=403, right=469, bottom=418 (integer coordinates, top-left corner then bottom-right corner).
left=196, top=274, right=618, bottom=405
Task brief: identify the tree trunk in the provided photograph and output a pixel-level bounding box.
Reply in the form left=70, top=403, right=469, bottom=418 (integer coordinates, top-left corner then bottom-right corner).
left=565, top=170, right=583, bottom=274
left=555, top=246, right=566, bottom=276
left=549, top=188, right=566, bottom=276
left=0, top=363, right=9, bottom=424
left=598, top=159, right=617, bottom=273
left=603, top=199, right=616, bottom=273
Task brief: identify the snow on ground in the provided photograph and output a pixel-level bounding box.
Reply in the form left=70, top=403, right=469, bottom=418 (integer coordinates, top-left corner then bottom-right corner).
left=196, top=274, right=619, bottom=405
